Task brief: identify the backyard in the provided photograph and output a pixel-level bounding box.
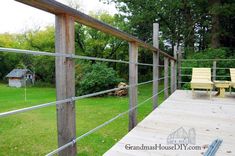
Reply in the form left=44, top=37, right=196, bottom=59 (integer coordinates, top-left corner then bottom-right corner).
left=0, top=83, right=164, bottom=156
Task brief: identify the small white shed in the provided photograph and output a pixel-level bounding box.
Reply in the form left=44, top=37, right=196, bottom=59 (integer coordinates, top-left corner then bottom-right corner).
left=6, top=69, right=34, bottom=88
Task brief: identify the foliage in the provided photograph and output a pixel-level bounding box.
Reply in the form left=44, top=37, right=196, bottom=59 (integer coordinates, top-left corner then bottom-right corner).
left=0, top=12, right=131, bottom=86
left=0, top=27, right=55, bottom=83
left=181, top=48, right=235, bottom=88
left=76, top=62, right=124, bottom=95
left=101, top=0, right=235, bottom=54
left=75, top=12, right=130, bottom=79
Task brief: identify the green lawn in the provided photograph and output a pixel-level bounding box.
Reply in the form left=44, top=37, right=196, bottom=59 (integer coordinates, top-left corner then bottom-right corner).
left=0, top=83, right=164, bottom=156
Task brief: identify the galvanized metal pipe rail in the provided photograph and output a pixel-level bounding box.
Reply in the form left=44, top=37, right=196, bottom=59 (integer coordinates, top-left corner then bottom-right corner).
left=45, top=86, right=171, bottom=156
left=180, top=67, right=233, bottom=70
left=0, top=47, right=156, bottom=67
left=0, top=1, right=177, bottom=155
left=180, top=74, right=231, bottom=78
left=15, top=0, right=176, bottom=61
left=181, top=59, right=235, bottom=61
left=0, top=78, right=166, bottom=118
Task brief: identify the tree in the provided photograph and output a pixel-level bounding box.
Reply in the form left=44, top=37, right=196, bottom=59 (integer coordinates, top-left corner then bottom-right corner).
left=101, top=0, right=235, bottom=54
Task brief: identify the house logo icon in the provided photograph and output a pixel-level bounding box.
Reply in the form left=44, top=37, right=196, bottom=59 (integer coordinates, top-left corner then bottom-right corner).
left=167, top=127, right=196, bottom=145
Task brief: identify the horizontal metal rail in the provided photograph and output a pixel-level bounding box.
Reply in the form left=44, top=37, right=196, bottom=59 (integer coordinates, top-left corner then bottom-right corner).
left=0, top=47, right=159, bottom=67
left=181, top=59, right=235, bottom=61
left=137, top=80, right=153, bottom=86
left=15, top=0, right=176, bottom=61
left=0, top=79, right=163, bottom=118
left=216, top=67, right=233, bottom=70
left=137, top=62, right=153, bottom=66
left=180, top=67, right=233, bottom=70
left=180, top=82, right=190, bottom=83
left=180, top=74, right=230, bottom=78
left=0, top=99, right=71, bottom=118
left=45, top=86, right=171, bottom=156
left=158, top=76, right=170, bottom=81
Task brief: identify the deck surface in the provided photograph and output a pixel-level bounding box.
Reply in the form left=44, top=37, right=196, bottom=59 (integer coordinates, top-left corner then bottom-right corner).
left=104, top=90, right=235, bottom=156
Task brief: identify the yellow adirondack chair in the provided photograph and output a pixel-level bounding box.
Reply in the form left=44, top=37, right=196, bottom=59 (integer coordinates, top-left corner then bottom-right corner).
left=190, top=68, right=214, bottom=98
left=230, top=68, right=235, bottom=94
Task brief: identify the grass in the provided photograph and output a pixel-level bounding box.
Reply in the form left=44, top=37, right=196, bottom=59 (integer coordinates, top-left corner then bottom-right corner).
left=0, top=83, right=164, bottom=156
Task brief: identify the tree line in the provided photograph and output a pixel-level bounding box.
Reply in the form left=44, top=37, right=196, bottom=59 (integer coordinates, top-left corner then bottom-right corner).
left=0, top=0, right=234, bottom=93
left=101, top=0, right=235, bottom=55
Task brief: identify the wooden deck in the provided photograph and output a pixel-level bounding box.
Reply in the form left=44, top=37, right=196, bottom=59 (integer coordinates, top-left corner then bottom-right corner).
left=104, top=90, right=235, bottom=156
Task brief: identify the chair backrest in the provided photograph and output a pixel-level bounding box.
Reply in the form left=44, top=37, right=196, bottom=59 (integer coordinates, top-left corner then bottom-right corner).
left=230, top=68, right=235, bottom=82
left=192, top=68, right=211, bottom=81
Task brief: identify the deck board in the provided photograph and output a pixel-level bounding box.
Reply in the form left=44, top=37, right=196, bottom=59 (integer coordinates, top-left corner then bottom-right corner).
left=104, top=90, right=235, bottom=156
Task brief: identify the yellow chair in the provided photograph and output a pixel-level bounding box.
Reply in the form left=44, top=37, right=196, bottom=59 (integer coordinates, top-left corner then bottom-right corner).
left=190, top=68, right=214, bottom=98
left=230, top=68, right=235, bottom=94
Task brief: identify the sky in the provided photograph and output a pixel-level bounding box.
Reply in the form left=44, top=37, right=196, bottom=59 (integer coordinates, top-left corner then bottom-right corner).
left=0, top=0, right=118, bottom=33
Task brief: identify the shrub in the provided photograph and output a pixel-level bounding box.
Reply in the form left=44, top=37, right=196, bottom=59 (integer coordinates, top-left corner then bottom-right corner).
left=181, top=48, right=235, bottom=84
left=76, top=62, right=124, bottom=96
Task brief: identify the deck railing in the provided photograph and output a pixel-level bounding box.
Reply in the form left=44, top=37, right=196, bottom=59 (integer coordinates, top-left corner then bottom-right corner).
left=0, top=0, right=177, bottom=156
left=178, top=59, right=235, bottom=86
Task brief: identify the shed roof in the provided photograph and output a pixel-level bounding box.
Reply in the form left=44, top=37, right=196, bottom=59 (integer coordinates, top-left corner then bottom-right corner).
left=6, top=69, right=30, bottom=78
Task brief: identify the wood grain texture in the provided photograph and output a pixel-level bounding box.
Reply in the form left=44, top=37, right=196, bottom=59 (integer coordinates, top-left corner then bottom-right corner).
left=173, top=46, right=177, bottom=90
left=170, top=60, right=175, bottom=94
left=104, top=90, right=235, bottom=156
left=177, top=46, right=182, bottom=89
left=15, top=0, right=176, bottom=60
left=129, top=42, right=138, bottom=131
left=213, top=60, right=217, bottom=82
left=153, top=23, right=159, bottom=109
left=55, top=14, right=76, bottom=156
left=164, top=57, right=169, bottom=99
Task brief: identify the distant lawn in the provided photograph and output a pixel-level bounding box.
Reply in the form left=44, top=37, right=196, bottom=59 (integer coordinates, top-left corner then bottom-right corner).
left=0, top=83, right=164, bottom=156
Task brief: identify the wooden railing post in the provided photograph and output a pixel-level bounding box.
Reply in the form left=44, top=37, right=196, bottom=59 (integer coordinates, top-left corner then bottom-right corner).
left=212, top=60, right=217, bottom=90
left=171, top=60, right=175, bottom=94
left=213, top=60, right=217, bottom=81
left=174, top=45, right=177, bottom=59
left=153, top=23, right=159, bottom=109
left=177, top=46, right=182, bottom=89
left=175, top=62, right=177, bottom=91
left=164, top=57, right=169, bottom=99
left=129, top=42, right=138, bottom=131
left=55, top=14, right=76, bottom=156
left=173, top=45, right=177, bottom=91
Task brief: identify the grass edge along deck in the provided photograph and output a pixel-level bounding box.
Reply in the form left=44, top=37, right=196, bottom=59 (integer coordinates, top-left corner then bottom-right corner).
left=104, top=90, right=235, bottom=156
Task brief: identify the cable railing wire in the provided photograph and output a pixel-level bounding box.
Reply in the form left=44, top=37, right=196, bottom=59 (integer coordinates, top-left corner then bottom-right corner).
left=0, top=99, right=71, bottom=118
left=0, top=79, right=166, bottom=118
left=0, top=46, right=174, bottom=155
left=180, top=74, right=230, bottom=78
left=180, top=67, right=232, bottom=70
left=181, top=59, right=235, bottom=61
left=136, top=77, right=169, bottom=86
left=180, top=82, right=190, bottom=83
left=137, top=80, right=153, bottom=86
left=0, top=47, right=157, bottom=67
left=45, top=86, right=171, bottom=156
left=0, top=86, right=127, bottom=118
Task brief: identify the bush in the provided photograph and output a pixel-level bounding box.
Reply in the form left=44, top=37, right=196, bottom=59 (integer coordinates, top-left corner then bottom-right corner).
left=76, top=62, right=124, bottom=96
left=182, top=48, right=235, bottom=83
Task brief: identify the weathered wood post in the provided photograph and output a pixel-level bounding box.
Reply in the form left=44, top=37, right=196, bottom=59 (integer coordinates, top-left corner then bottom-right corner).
left=164, top=57, right=169, bottom=99
left=173, top=45, right=177, bottom=59
left=177, top=46, right=182, bottom=89
left=174, top=45, right=177, bottom=91
left=213, top=60, right=217, bottom=81
left=129, top=42, right=138, bottom=131
left=55, top=15, right=76, bottom=156
left=153, top=23, right=159, bottom=109
left=212, top=60, right=217, bottom=90
left=170, top=60, right=175, bottom=94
